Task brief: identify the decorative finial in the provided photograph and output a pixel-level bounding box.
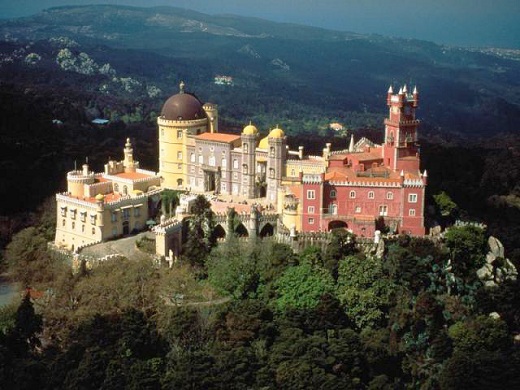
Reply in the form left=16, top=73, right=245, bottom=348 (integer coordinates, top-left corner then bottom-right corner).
left=413, top=85, right=418, bottom=94
left=179, top=80, right=185, bottom=94
left=86, top=156, right=89, bottom=164
left=403, top=84, right=408, bottom=94
left=388, top=85, right=393, bottom=94
left=423, top=169, right=428, bottom=177
left=400, top=170, right=404, bottom=177
left=398, top=87, right=403, bottom=94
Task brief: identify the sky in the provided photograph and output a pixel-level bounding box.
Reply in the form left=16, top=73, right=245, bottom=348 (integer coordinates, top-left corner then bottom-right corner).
left=0, top=0, right=519, bottom=48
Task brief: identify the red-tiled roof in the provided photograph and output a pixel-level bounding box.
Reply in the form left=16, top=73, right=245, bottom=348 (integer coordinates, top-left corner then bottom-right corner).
left=196, top=132, right=241, bottom=143
left=113, top=171, right=152, bottom=180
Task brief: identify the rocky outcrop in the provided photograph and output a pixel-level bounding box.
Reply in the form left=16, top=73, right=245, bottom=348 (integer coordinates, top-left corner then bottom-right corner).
left=477, top=236, right=518, bottom=287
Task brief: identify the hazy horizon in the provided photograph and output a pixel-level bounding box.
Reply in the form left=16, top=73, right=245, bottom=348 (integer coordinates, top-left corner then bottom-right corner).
left=0, top=0, right=519, bottom=48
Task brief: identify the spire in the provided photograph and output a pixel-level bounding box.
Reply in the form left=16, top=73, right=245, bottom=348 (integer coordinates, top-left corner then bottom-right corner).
left=403, top=84, right=408, bottom=94
left=413, top=85, right=418, bottom=95
left=388, top=85, right=393, bottom=94
left=400, top=170, right=404, bottom=177
left=398, top=87, right=403, bottom=94
left=422, top=169, right=428, bottom=177
left=179, top=80, right=185, bottom=94
left=348, top=134, right=355, bottom=152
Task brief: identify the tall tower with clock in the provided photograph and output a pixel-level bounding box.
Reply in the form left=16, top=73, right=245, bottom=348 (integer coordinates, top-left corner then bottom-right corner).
left=382, top=85, right=420, bottom=172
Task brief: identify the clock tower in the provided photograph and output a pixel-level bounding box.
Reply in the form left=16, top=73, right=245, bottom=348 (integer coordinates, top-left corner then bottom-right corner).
left=382, top=85, right=420, bottom=172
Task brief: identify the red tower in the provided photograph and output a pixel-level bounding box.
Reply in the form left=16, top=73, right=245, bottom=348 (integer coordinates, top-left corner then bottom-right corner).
left=382, top=85, right=420, bottom=172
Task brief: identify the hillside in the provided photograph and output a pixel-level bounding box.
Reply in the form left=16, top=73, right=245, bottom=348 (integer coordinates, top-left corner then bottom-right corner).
left=1, top=4, right=519, bottom=138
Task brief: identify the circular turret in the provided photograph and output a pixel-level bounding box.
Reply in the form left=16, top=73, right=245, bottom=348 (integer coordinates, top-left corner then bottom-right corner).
left=242, top=123, right=259, bottom=136
left=268, top=126, right=285, bottom=138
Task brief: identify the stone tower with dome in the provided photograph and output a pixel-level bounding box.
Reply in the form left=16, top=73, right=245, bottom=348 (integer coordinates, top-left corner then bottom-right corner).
left=157, top=81, right=217, bottom=189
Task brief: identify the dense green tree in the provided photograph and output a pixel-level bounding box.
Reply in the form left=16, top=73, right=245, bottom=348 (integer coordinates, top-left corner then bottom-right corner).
left=274, top=261, right=335, bottom=311
left=444, top=225, right=486, bottom=281
left=433, top=191, right=459, bottom=222
left=206, top=237, right=260, bottom=299
left=183, top=195, right=216, bottom=266
left=337, top=255, right=396, bottom=329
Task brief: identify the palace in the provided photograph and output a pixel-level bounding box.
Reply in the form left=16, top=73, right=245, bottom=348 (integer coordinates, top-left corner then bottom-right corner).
left=55, top=82, right=426, bottom=254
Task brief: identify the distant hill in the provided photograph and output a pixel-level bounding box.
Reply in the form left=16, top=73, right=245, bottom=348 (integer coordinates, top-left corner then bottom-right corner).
left=1, top=4, right=519, bottom=140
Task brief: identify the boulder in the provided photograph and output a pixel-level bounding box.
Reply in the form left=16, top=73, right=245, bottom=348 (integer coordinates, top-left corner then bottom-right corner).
left=488, top=236, right=505, bottom=258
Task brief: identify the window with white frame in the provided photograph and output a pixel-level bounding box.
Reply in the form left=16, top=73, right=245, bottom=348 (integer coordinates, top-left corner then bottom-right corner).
left=233, top=159, right=239, bottom=169
left=308, top=217, right=315, bottom=225
left=60, top=206, right=67, bottom=217
left=221, top=158, right=227, bottom=167
left=355, top=206, right=361, bottom=213
left=307, top=190, right=316, bottom=199
left=80, top=211, right=87, bottom=222
left=177, top=151, right=182, bottom=160
left=409, top=208, right=416, bottom=216
left=177, top=130, right=183, bottom=139
left=90, top=215, right=96, bottom=225
left=198, top=155, right=203, bottom=164
left=330, top=190, right=336, bottom=198
left=368, top=191, right=375, bottom=199
left=349, top=191, right=356, bottom=199
left=190, top=153, right=195, bottom=163
left=408, top=193, right=418, bottom=203
left=308, top=206, right=315, bottom=214
left=209, top=156, right=216, bottom=167
left=330, top=204, right=338, bottom=215
left=379, top=205, right=388, bottom=216
left=386, top=191, right=393, bottom=200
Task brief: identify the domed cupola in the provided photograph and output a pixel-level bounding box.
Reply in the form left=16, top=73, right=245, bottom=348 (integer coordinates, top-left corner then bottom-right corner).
left=160, top=81, right=207, bottom=121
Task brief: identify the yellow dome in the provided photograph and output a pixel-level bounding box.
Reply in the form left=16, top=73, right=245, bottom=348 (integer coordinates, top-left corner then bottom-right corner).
left=258, top=136, right=269, bottom=149
left=242, top=123, right=258, bottom=135
left=95, top=193, right=105, bottom=201
left=269, top=126, right=285, bottom=138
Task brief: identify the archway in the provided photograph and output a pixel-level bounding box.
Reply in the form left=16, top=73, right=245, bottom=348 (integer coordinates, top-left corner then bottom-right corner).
left=235, top=223, right=249, bottom=237
left=259, top=223, right=274, bottom=238
left=328, top=220, right=348, bottom=231
left=123, top=221, right=130, bottom=235
left=214, top=224, right=226, bottom=240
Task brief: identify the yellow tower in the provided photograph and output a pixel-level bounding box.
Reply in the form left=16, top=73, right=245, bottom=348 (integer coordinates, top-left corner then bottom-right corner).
left=157, top=81, right=213, bottom=189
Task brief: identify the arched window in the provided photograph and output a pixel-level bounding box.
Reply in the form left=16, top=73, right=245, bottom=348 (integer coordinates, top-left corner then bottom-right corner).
left=330, top=190, right=336, bottom=198
left=386, top=191, right=393, bottom=200
left=244, top=143, right=248, bottom=153
left=368, top=191, right=375, bottom=199
left=123, top=185, right=128, bottom=195
left=330, top=204, right=338, bottom=215
left=270, top=147, right=275, bottom=157
left=114, top=183, right=119, bottom=192
left=349, top=191, right=356, bottom=199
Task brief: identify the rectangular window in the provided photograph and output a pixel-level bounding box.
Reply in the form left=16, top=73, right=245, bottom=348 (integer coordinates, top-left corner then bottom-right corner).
left=70, top=209, right=77, bottom=220
left=90, top=215, right=96, bottom=225
left=408, top=193, right=418, bottom=203
left=330, top=190, right=336, bottom=198
left=92, top=227, right=96, bottom=235
left=386, top=192, right=393, bottom=200
left=80, top=211, right=87, bottom=222
left=177, top=130, right=183, bottom=139
left=409, top=208, right=416, bottom=216
left=60, top=206, right=67, bottom=217
left=190, top=153, right=195, bottom=163
left=355, top=206, right=361, bottom=213
left=233, top=172, right=238, bottom=180
left=122, top=209, right=130, bottom=220
left=233, top=159, right=239, bottom=169
left=134, top=207, right=140, bottom=217
left=307, top=190, right=316, bottom=200
left=349, top=191, right=356, bottom=199
left=111, top=212, right=117, bottom=222
left=368, top=191, right=375, bottom=199
left=379, top=205, right=388, bottom=216
left=308, top=206, right=315, bottom=214
left=177, top=151, right=182, bottom=160
left=308, top=217, right=315, bottom=225
left=221, top=183, right=227, bottom=191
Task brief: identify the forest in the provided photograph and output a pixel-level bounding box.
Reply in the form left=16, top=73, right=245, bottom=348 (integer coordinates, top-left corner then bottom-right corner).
left=1, top=191, right=520, bottom=389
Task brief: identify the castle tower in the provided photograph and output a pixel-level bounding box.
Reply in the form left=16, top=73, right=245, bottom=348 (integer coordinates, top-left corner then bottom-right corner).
left=123, top=138, right=139, bottom=172
left=157, top=81, right=211, bottom=189
left=266, top=126, right=287, bottom=202
left=241, top=123, right=259, bottom=198
left=383, top=85, right=420, bottom=171
left=203, top=103, right=219, bottom=133
left=67, top=160, right=95, bottom=198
